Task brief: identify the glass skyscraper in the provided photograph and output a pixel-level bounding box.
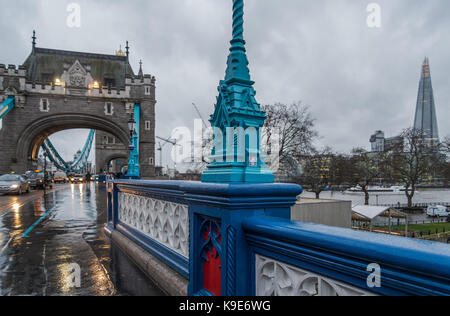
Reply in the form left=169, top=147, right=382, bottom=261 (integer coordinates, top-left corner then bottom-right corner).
left=413, top=58, right=439, bottom=144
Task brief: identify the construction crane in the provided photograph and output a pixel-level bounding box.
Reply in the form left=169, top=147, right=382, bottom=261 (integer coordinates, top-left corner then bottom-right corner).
left=156, top=136, right=178, bottom=173
left=192, top=102, right=208, bottom=129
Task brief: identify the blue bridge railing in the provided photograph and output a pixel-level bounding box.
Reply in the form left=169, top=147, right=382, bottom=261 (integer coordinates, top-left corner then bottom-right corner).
left=106, top=179, right=450, bottom=296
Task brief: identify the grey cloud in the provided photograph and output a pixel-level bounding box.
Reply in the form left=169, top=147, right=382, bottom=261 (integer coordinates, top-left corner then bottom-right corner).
left=1, top=0, right=449, bottom=162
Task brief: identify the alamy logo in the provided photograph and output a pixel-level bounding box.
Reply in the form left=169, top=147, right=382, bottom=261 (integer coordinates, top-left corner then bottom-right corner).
left=366, top=3, right=382, bottom=28
left=67, top=263, right=81, bottom=288
left=366, top=263, right=381, bottom=288
left=67, top=3, right=81, bottom=28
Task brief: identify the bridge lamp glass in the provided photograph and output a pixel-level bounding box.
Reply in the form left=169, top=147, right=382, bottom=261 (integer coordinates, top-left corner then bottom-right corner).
left=128, top=117, right=136, bottom=134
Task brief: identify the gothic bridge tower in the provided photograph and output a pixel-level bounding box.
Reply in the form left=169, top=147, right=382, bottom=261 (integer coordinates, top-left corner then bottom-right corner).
left=0, top=34, right=156, bottom=177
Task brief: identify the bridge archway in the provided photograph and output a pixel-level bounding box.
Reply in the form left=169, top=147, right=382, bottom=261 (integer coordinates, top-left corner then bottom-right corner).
left=15, top=113, right=129, bottom=171
left=103, top=153, right=128, bottom=174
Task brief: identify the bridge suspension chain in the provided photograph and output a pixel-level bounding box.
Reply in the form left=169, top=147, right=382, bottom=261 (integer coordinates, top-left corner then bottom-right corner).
left=41, top=130, right=96, bottom=174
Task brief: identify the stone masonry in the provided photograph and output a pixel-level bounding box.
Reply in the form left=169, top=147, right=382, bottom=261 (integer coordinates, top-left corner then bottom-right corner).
left=0, top=40, right=156, bottom=178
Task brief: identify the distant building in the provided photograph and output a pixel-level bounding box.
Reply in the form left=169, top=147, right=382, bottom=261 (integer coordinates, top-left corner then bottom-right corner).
left=370, top=131, right=385, bottom=152
left=369, top=131, right=403, bottom=153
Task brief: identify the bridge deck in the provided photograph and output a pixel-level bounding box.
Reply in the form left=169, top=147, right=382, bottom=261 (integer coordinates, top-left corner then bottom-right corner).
left=0, top=183, right=164, bottom=296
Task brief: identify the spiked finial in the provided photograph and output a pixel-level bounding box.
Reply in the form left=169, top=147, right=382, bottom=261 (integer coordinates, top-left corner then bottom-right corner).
left=125, top=41, right=130, bottom=58
left=232, top=0, right=245, bottom=44
left=138, top=60, right=144, bottom=79
left=422, top=57, right=430, bottom=78
left=225, top=0, right=251, bottom=83
left=32, top=30, right=37, bottom=50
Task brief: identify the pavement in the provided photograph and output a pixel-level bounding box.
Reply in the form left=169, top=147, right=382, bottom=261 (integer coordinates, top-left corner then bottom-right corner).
left=0, top=183, right=165, bottom=296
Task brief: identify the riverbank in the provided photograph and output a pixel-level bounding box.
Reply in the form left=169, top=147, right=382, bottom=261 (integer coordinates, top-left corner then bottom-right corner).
left=301, top=188, right=450, bottom=207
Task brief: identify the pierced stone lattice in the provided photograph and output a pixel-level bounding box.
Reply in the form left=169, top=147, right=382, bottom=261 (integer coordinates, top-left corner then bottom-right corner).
left=255, top=255, right=374, bottom=296
left=118, top=192, right=189, bottom=258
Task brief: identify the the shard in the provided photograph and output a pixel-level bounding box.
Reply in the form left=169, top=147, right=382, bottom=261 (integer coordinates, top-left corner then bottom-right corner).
left=413, top=57, right=439, bottom=143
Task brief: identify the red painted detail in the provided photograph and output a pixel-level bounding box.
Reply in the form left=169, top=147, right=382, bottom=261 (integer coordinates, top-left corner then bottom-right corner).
left=203, top=225, right=221, bottom=296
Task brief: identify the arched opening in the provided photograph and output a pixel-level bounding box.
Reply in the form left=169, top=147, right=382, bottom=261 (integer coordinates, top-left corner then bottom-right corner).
left=16, top=114, right=129, bottom=171
left=104, top=154, right=128, bottom=174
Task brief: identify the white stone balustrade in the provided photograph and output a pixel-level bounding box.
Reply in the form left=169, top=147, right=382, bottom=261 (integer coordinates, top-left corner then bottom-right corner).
left=118, top=192, right=189, bottom=258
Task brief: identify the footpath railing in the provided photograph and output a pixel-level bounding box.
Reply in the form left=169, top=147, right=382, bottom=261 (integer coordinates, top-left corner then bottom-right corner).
left=106, top=180, right=450, bottom=296
left=379, top=202, right=450, bottom=208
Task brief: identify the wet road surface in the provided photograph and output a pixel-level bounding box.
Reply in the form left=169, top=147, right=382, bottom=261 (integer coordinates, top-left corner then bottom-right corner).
left=0, top=183, right=165, bottom=296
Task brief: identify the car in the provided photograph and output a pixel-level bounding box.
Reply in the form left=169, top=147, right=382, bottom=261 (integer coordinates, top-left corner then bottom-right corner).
left=70, top=175, right=85, bottom=183
left=0, top=174, right=30, bottom=195
left=426, top=205, right=450, bottom=218
left=54, top=171, right=68, bottom=183
left=28, top=172, right=53, bottom=190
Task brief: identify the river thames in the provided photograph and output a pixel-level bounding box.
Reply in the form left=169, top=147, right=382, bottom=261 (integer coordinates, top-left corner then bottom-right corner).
left=301, top=188, right=450, bottom=206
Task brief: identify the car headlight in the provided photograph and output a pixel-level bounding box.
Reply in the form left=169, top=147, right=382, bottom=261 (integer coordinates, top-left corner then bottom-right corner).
left=10, top=184, right=19, bottom=189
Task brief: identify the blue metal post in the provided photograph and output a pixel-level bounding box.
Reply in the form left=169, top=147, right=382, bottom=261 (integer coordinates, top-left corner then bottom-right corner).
left=127, top=104, right=141, bottom=179
left=201, top=0, right=274, bottom=184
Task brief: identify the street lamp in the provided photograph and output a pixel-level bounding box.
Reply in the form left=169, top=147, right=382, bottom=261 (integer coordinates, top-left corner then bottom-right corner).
left=128, top=113, right=136, bottom=152
left=128, top=115, right=136, bottom=137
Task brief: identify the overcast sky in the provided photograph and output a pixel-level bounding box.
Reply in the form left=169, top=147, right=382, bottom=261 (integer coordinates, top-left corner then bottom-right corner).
left=1, top=0, right=449, bottom=165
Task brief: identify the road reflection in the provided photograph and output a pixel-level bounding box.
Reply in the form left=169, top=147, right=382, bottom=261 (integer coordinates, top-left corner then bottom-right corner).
left=0, top=183, right=164, bottom=296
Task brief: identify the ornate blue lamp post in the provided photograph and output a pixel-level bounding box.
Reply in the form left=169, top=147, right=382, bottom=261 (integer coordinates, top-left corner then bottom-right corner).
left=201, top=0, right=274, bottom=183
left=126, top=107, right=140, bottom=179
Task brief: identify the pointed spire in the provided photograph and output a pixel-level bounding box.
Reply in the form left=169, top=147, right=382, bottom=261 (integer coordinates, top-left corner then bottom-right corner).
left=32, top=30, right=37, bottom=52
left=138, top=60, right=144, bottom=79
left=224, top=0, right=252, bottom=83
left=232, top=0, right=245, bottom=46
left=125, top=41, right=130, bottom=59
left=422, top=56, right=430, bottom=78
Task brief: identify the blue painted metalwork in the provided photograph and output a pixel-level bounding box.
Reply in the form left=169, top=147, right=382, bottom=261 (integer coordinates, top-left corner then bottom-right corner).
left=201, top=0, right=274, bottom=184
left=0, top=96, right=15, bottom=120
left=105, top=179, right=302, bottom=294
left=126, top=104, right=140, bottom=179
left=41, top=130, right=95, bottom=173
left=106, top=178, right=450, bottom=296
left=185, top=181, right=301, bottom=296
left=243, top=217, right=450, bottom=296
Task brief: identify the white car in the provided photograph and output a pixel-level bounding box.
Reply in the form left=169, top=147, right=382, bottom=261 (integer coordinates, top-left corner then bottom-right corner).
left=426, top=205, right=449, bottom=217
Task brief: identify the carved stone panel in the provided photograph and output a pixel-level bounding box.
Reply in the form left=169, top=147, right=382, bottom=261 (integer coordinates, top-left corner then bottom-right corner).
left=61, top=60, right=93, bottom=88
left=118, top=192, right=189, bottom=258
left=255, top=255, right=374, bottom=296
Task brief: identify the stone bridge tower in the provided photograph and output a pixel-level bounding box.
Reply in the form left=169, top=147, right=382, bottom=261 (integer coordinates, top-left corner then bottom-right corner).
left=0, top=35, right=156, bottom=178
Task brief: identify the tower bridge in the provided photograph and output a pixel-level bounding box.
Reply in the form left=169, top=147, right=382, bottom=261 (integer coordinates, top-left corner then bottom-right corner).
left=0, top=36, right=156, bottom=177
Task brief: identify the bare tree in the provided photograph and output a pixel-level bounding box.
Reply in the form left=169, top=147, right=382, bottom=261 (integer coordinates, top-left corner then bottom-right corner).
left=388, top=128, right=439, bottom=208
left=349, top=148, right=387, bottom=205
left=262, top=102, right=318, bottom=173
left=329, top=153, right=355, bottom=188
left=437, top=136, right=450, bottom=186
left=295, top=147, right=334, bottom=199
